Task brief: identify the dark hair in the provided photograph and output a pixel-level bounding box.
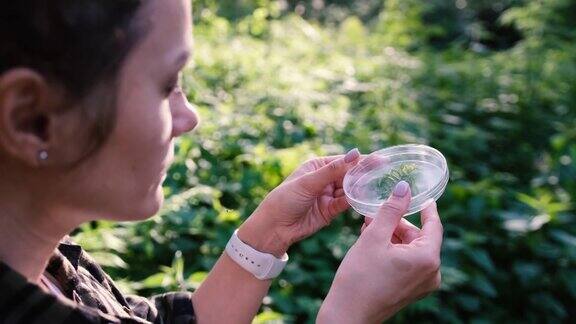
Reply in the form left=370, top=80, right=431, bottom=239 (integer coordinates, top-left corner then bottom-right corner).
left=0, top=0, right=147, bottom=158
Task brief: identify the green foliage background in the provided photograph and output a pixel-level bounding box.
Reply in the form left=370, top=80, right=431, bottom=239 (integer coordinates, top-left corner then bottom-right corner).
left=74, top=0, right=576, bottom=322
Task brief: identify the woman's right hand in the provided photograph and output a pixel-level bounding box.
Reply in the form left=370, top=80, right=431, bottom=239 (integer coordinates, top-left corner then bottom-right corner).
left=317, top=181, right=443, bottom=323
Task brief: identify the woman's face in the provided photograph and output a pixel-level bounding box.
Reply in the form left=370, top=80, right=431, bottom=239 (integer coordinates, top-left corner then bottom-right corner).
left=54, top=0, right=198, bottom=221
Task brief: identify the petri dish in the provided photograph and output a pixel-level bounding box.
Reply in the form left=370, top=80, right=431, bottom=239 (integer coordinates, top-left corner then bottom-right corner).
left=343, top=144, right=449, bottom=217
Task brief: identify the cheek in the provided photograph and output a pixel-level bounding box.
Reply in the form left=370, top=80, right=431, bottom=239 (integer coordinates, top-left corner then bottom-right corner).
left=65, top=95, right=173, bottom=220
left=112, top=96, right=172, bottom=202
left=120, top=87, right=173, bottom=155
left=120, top=90, right=172, bottom=143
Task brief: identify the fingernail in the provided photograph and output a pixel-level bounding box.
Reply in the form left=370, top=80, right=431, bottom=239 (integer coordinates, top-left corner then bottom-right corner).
left=393, top=181, right=410, bottom=197
left=344, top=148, right=360, bottom=163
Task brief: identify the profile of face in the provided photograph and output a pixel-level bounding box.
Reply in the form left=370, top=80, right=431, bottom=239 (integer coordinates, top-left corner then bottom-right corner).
left=0, top=0, right=199, bottom=224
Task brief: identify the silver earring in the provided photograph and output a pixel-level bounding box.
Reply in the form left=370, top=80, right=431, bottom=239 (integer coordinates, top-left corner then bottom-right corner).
left=38, top=150, right=48, bottom=161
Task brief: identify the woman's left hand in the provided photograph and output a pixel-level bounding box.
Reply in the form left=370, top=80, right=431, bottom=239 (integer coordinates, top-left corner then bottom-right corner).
left=238, top=148, right=361, bottom=257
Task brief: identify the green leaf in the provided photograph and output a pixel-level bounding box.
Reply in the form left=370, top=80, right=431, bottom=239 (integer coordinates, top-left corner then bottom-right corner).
left=217, top=209, right=241, bottom=223
left=142, top=273, right=170, bottom=289
left=530, top=293, right=567, bottom=318
left=188, top=271, right=209, bottom=289
left=466, top=250, right=496, bottom=275
left=89, top=252, right=128, bottom=269
left=550, top=230, right=576, bottom=247
left=455, top=294, right=481, bottom=312
left=253, top=310, right=284, bottom=324
left=512, top=262, right=543, bottom=286
left=470, top=276, right=498, bottom=298
left=441, top=266, right=469, bottom=288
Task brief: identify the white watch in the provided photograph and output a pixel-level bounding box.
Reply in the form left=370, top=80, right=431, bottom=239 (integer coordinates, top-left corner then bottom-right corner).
left=225, top=229, right=289, bottom=280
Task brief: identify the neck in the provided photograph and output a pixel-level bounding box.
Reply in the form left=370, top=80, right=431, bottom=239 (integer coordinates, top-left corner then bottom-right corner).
left=0, top=187, right=75, bottom=283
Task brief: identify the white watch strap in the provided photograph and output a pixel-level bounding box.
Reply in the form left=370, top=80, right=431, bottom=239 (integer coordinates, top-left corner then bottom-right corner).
left=225, top=229, right=289, bottom=280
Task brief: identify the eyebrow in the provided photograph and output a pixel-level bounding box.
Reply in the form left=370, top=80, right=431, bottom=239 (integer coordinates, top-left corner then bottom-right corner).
left=174, top=50, right=191, bottom=69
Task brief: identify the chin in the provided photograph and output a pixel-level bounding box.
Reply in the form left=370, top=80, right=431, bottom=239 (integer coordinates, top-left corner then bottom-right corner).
left=113, top=188, right=165, bottom=222
left=139, top=190, right=165, bottom=220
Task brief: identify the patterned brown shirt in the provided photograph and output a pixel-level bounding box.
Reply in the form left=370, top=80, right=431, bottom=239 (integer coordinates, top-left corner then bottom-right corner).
left=0, top=240, right=196, bottom=324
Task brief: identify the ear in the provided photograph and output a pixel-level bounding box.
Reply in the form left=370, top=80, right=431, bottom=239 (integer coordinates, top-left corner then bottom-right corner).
left=0, top=68, right=60, bottom=167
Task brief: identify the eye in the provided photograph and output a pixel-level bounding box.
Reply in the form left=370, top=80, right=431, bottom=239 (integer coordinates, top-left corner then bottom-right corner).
left=163, top=77, right=178, bottom=97
left=163, top=73, right=182, bottom=97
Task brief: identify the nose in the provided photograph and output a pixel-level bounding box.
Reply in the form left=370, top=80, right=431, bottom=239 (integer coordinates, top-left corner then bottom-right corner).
left=169, top=88, right=199, bottom=138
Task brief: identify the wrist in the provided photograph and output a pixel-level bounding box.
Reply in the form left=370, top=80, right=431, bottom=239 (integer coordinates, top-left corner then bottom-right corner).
left=319, top=288, right=399, bottom=324
left=317, top=296, right=370, bottom=324
left=237, top=216, right=290, bottom=258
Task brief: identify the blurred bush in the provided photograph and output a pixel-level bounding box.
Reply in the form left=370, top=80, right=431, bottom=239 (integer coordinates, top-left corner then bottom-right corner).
left=74, top=0, right=576, bottom=322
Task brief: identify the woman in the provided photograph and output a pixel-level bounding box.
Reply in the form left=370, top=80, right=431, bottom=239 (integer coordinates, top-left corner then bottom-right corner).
left=0, top=0, right=443, bottom=323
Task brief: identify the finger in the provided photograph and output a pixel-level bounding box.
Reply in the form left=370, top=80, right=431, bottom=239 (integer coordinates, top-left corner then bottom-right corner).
left=420, top=200, right=443, bottom=253
left=391, top=234, right=402, bottom=244
left=317, top=155, right=345, bottom=165
left=318, top=154, right=369, bottom=166
left=330, top=153, right=388, bottom=191
left=333, top=176, right=348, bottom=191
left=360, top=216, right=373, bottom=234
left=393, top=219, right=421, bottom=243
left=298, top=148, right=360, bottom=195
left=372, top=181, right=412, bottom=242
left=307, top=153, right=371, bottom=191
left=334, top=188, right=345, bottom=198
left=326, top=196, right=350, bottom=217
left=332, top=154, right=387, bottom=190
left=364, top=217, right=373, bottom=227
left=284, top=155, right=344, bottom=183
left=329, top=153, right=374, bottom=189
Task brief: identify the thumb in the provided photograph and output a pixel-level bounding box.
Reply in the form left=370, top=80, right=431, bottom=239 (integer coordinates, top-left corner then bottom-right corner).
left=298, top=148, right=360, bottom=194
left=372, top=181, right=411, bottom=241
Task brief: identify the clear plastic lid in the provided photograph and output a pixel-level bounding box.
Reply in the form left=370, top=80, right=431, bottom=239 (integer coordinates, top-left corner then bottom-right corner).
left=343, top=144, right=449, bottom=217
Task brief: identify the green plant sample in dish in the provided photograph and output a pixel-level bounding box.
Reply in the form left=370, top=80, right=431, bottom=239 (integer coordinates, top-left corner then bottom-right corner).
left=371, top=163, right=418, bottom=199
